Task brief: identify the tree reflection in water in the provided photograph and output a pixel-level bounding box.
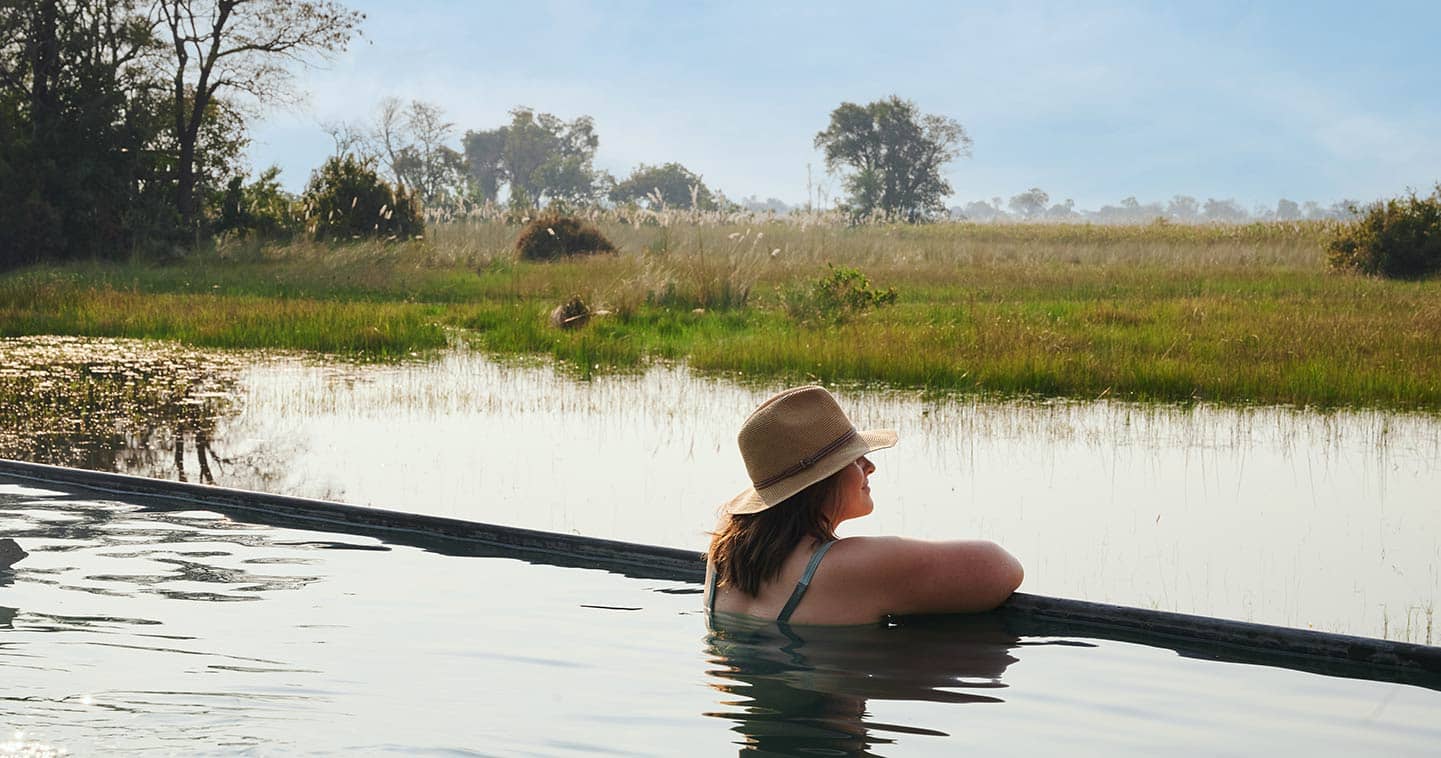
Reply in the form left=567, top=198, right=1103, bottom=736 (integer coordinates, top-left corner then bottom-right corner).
left=0, top=336, right=243, bottom=483
left=704, top=613, right=1029, bottom=755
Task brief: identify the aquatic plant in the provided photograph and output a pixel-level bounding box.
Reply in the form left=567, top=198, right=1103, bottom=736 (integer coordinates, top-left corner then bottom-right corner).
left=0, top=336, right=241, bottom=476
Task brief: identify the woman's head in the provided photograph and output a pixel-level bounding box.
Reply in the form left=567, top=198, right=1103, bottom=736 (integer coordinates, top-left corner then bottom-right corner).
left=710, top=386, right=897, bottom=595
left=710, top=464, right=849, bottom=596
left=722, top=386, right=896, bottom=516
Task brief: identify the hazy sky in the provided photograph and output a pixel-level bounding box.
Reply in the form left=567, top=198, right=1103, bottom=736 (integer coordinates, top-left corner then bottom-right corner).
left=248, top=1, right=1441, bottom=211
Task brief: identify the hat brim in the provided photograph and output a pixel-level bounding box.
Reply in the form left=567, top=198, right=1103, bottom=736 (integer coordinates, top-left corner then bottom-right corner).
left=723, top=428, right=898, bottom=515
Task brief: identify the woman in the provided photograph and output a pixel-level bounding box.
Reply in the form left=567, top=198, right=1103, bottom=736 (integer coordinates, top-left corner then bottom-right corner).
left=706, top=385, right=1024, bottom=626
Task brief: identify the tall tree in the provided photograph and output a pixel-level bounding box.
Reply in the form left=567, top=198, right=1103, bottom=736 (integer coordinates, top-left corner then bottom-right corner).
left=609, top=162, right=717, bottom=210
left=461, top=126, right=505, bottom=203
left=814, top=95, right=971, bottom=221
left=462, top=107, right=603, bottom=208
left=0, top=0, right=165, bottom=265
left=369, top=95, right=405, bottom=181
left=156, top=0, right=362, bottom=232
left=1008, top=187, right=1049, bottom=219
left=392, top=100, right=464, bottom=206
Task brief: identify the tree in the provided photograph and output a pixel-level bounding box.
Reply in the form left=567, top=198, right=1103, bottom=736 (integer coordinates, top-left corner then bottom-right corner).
left=388, top=100, right=464, bottom=206
left=368, top=95, right=405, bottom=180
left=156, top=0, right=362, bottom=233
left=1045, top=198, right=1078, bottom=220
left=1007, top=187, right=1049, bottom=219
left=1275, top=198, right=1301, bottom=221
left=0, top=0, right=169, bottom=266
left=609, top=162, right=717, bottom=210
left=1167, top=195, right=1200, bottom=221
left=958, top=200, right=1005, bottom=221
left=462, top=106, right=604, bottom=208
left=302, top=154, right=421, bottom=241
left=814, top=95, right=971, bottom=221
left=461, top=126, right=505, bottom=203
left=320, top=118, right=367, bottom=158
left=1202, top=197, right=1248, bottom=222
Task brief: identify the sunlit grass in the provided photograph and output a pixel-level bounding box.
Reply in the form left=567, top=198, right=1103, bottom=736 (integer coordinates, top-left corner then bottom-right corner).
left=3, top=219, right=1438, bottom=409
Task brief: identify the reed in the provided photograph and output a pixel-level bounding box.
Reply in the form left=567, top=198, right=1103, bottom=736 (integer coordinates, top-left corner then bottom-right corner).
left=3, top=220, right=1438, bottom=409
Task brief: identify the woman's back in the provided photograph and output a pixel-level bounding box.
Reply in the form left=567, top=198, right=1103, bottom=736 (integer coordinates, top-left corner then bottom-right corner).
left=708, top=535, right=1023, bottom=626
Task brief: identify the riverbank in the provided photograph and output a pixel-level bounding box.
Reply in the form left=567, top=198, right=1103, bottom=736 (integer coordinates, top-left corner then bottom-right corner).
left=3, top=220, right=1438, bottom=409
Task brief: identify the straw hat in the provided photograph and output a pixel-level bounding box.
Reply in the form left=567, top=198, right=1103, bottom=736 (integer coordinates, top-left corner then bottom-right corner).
left=723, top=386, right=898, bottom=515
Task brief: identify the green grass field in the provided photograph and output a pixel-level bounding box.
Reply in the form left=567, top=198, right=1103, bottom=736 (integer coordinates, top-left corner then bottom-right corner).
left=3, top=219, right=1438, bottom=410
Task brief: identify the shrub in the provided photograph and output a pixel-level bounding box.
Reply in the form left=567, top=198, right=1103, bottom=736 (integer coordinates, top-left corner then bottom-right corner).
left=782, top=263, right=897, bottom=324
left=514, top=213, right=616, bottom=261
left=212, top=166, right=302, bottom=240
left=302, top=156, right=424, bottom=242
left=1327, top=185, right=1441, bottom=279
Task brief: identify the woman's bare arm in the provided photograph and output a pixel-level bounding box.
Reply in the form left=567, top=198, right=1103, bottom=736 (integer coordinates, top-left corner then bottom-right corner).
left=831, top=536, right=1024, bottom=618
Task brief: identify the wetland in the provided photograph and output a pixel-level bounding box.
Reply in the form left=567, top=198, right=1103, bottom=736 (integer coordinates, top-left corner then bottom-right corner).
left=0, top=333, right=1436, bottom=643
left=2, top=221, right=1439, bottom=643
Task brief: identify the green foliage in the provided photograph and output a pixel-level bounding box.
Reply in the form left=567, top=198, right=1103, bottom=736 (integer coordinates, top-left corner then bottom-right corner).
left=1327, top=186, right=1441, bottom=279
left=0, top=0, right=361, bottom=265
left=610, top=162, right=718, bottom=210
left=213, top=167, right=302, bottom=240
left=463, top=107, right=604, bottom=208
left=514, top=213, right=617, bottom=261
left=0, top=0, right=171, bottom=267
left=782, top=263, right=898, bottom=325
left=814, top=95, right=971, bottom=222
left=302, top=156, right=424, bottom=241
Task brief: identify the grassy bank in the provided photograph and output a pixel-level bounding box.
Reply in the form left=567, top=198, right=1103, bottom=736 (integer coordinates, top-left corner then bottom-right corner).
left=3, top=220, right=1438, bottom=410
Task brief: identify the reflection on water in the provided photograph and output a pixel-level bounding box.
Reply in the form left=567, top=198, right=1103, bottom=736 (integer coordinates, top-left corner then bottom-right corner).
left=704, top=614, right=1025, bottom=754
left=2, top=336, right=1440, bottom=641
left=0, top=336, right=241, bottom=482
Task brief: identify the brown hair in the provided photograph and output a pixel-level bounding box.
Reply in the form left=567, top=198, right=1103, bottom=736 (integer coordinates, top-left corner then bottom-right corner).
left=708, top=470, right=842, bottom=596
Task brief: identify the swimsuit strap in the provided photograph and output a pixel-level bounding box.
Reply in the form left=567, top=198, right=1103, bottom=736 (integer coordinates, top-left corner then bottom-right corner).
left=706, top=560, right=719, bottom=622
left=775, top=539, right=837, bottom=624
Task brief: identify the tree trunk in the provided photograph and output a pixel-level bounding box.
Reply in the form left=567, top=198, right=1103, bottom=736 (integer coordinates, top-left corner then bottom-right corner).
left=28, top=0, right=59, bottom=139
left=175, top=136, right=197, bottom=233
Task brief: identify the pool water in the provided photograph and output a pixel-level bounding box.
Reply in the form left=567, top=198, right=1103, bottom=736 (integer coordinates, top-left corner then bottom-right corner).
left=2, top=478, right=1439, bottom=755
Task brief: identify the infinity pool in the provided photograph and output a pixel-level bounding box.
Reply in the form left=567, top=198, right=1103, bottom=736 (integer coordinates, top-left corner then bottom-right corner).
left=2, top=478, right=1438, bottom=755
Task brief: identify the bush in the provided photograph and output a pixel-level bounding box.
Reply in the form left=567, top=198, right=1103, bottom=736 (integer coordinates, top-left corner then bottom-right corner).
left=1328, top=185, right=1441, bottom=279
left=782, top=263, right=897, bottom=325
left=302, top=156, right=424, bottom=242
left=514, top=213, right=616, bottom=261
left=212, top=166, right=302, bottom=240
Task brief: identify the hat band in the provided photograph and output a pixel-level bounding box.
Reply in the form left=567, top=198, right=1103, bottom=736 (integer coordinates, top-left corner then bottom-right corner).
left=750, top=428, right=858, bottom=491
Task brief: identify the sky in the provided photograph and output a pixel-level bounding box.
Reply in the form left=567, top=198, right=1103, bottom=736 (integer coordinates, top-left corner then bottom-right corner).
left=246, top=0, right=1441, bottom=212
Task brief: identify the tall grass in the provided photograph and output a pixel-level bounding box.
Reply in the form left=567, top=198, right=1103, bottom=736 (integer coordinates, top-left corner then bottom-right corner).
left=3, top=219, right=1437, bottom=409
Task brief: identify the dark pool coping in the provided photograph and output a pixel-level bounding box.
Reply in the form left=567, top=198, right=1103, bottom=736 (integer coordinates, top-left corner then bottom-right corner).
left=2, top=458, right=1438, bottom=692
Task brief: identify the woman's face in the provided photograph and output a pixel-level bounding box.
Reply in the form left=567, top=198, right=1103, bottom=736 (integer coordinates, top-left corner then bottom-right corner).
left=831, top=456, right=876, bottom=524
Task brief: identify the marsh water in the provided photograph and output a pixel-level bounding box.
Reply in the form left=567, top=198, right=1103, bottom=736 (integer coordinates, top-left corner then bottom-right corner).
left=1, top=336, right=1439, bottom=643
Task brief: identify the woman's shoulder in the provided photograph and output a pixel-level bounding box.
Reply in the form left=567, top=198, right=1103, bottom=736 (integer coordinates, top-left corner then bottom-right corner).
left=821, top=536, right=1024, bottom=617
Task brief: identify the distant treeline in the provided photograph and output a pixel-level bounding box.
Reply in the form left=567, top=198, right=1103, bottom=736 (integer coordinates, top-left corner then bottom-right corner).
left=322, top=93, right=972, bottom=226
left=951, top=190, right=1359, bottom=225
